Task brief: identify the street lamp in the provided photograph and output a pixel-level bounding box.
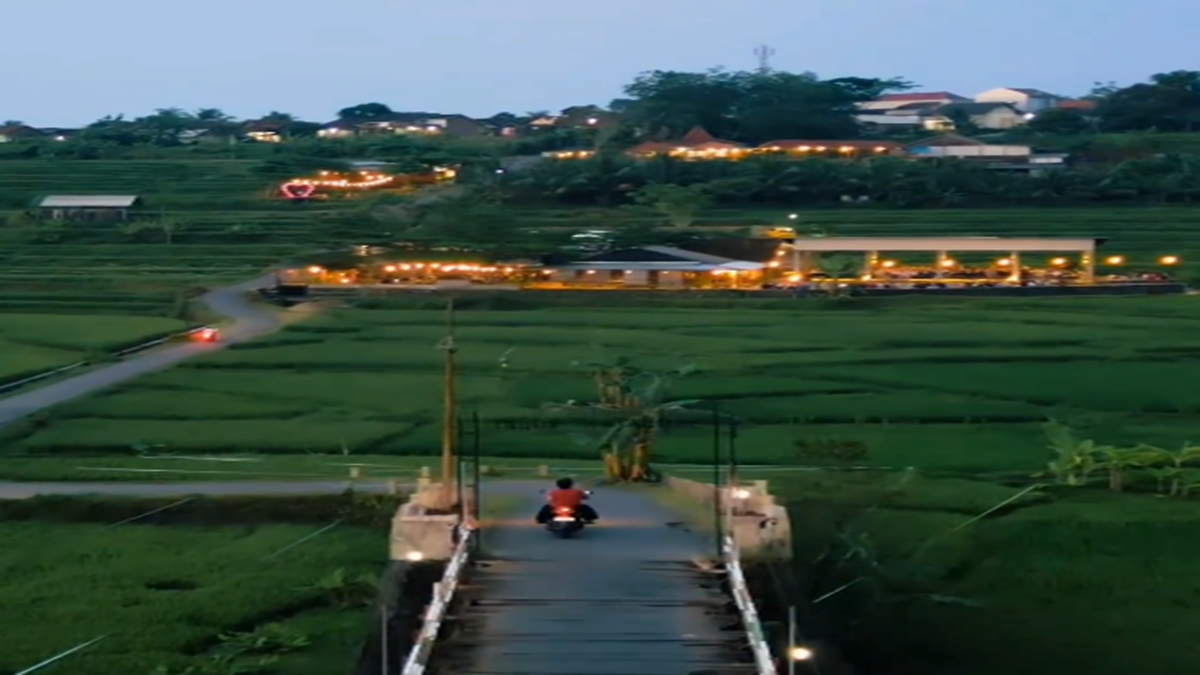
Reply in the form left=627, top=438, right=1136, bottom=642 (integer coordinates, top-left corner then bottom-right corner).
left=789, top=646, right=814, bottom=662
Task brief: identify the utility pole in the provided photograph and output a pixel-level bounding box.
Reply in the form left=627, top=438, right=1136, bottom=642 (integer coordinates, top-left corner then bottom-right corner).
left=754, top=44, right=776, bottom=74
left=438, top=297, right=459, bottom=509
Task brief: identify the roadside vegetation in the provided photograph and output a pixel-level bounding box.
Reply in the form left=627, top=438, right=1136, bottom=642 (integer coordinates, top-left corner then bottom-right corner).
left=0, top=492, right=412, bottom=675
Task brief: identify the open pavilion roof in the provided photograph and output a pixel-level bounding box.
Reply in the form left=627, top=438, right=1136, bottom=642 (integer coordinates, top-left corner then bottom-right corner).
left=787, top=236, right=1102, bottom=253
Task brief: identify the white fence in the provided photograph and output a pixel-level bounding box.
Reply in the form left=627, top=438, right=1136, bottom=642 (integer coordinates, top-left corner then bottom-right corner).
left=724, top=535, right=779, bottom=675
left=400, top=525, right=473, bottom=675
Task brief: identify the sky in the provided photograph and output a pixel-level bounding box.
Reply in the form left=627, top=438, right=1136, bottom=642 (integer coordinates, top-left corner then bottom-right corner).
left=4, top=0, right=1197, bottom=127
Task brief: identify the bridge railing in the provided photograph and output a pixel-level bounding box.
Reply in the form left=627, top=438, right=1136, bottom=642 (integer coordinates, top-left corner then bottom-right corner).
left=723, top=534, right=779, bottom=675
left=400, top=525, right=473, bottom=675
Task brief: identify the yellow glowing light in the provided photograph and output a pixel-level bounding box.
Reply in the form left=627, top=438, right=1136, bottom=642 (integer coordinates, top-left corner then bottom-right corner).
left=768, top=261, right=781, bottom=268
left=939, top=259, right=957, bottom=267
left=881, top=260, right=897, bottom=268
left=399, top=264, right=411, bottom=271
left=1051, top=257, right=1069, bottom=266
left=339, top=277, right=350, bottom=284
left=789, top=647, right=814, bottom=661
left=307, top=266, right=323, bottom=274
left=996, top=258, right=1012, bottom=266
left=503, top=267, right=514, bottom=273
left=384, top=265, right=396, bottom=272
left=586, top=270, right=596, bottom=274
left=786, top=273, right=801, bottom=282
left=1161, top=255, right=1180, bottom=265
left=1105, top=256, right=1125, bottom=265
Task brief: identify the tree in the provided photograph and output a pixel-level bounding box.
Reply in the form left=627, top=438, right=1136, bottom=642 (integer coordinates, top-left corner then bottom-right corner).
left=620, top=68, right=912, bottom=143
left=630, top=183, right=713, bottom=227
left=1027, top=108, right=1090, bottom=135
left=622, top=69, right=745, bottom=139
left=1095, top=71, right=1200, bottom=132
left=337, top=103, right=394, bottom=119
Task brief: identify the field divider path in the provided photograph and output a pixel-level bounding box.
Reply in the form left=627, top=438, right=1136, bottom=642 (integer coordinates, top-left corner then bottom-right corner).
left=0, top=276, right=301, bottom=427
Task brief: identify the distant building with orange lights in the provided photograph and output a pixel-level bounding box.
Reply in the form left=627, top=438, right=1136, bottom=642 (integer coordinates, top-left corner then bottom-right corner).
left=543, top=127, right=903, bottom=162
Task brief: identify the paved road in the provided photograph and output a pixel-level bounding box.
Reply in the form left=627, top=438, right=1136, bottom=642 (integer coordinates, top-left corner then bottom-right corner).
left=0, top=480, right=402, bottom=499
left=443, top=481, right=747, bottom=675
left=0, top=277, right=283, bottom=425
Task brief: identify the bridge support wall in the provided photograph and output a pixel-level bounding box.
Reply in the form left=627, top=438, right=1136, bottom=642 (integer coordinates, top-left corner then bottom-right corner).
left=664, top=476, right=793, bottom=559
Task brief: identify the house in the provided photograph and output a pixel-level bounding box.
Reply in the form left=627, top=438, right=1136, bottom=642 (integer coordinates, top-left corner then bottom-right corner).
left=243, top=121, right=286, bottom=143
left=757, top=140, right=904, bottom=157
left=556, top=106, right=619, bottom=129
left=37, top=195, right=141, bottom=222
left=317, top=113, right=487, bottom=139
left=39, top=127, right=77, bottom=141
left=0, top=124, right=45, bottom=143
left=627, top=126, right=746, bottom=159
left=974, top=88, right=1060, bottom=113
left=544, top=243, right=783, bottom=290
left=907, top=134, right=1032, bottom=159
left=858, top=92, right=969, bottom=112
left=935, top=102, right=1028, bottom=130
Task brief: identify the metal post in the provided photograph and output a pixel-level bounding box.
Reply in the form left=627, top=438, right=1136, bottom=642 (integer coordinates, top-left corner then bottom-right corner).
left=711, top=401, right=723, bottom=558
left=728, top=417, right=740, bottom=514
left=787, top=605, right=797, bottom=675
left=471, top=409, right=483, bottom=554
left=455, top=415, right=466, bottom=528
left=380, top=604, right=389, bottom=675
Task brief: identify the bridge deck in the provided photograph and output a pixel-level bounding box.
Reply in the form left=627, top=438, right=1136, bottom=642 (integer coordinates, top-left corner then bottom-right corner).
left=429, top=485, right=753, bottom=675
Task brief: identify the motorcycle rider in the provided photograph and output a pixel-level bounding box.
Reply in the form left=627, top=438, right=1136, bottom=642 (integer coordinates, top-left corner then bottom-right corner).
left=535, top=477, right=598, bottom=524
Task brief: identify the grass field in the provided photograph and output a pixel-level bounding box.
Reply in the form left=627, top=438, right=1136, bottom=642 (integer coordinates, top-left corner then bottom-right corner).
left=768, top=471, right=1200, bottom=675
left=4, top=292, right=1199, bottom=675
left=9, top=295, right=1200, bottom=471
left=0, top=494, right=399, bottom=675
left=0, top=313, right=187, bottom=384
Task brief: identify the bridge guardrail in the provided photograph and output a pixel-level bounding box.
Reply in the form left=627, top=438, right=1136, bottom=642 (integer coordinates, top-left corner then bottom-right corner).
left=400, top=525, right=473, bottom=675
left=724, top=534, right=778, bottom=675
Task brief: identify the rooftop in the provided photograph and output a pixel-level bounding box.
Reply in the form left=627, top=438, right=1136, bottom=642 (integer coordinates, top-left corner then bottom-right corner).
left=38, top=195, right=140, bottom=208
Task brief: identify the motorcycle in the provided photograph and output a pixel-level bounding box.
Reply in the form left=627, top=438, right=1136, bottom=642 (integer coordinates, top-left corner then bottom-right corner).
left=546, top=505, right=585, bottom=538
left=542, top=489, right=592, bottom=539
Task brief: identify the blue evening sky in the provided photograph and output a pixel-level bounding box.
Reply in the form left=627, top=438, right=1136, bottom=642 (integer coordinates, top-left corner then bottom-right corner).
left=4, top=0, right=1195, bottom=126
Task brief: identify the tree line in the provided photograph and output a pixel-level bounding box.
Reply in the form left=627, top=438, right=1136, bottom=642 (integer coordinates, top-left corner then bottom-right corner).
left=495, top=152, right=1200, bottom=209
left=2, top=68, right=1199, bottom=154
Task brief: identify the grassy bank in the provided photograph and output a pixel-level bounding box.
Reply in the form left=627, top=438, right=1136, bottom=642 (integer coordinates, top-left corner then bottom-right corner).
left=766, top=470, right=1200, bottom=675
left=0, top=493, right=399, bottom=675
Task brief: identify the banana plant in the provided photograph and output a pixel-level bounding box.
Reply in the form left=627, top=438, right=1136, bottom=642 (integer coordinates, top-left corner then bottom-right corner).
left=546, top=357, right=702, bottom=482
left=1043, top=420, right=1102, bottom=486
left=1097, top=446, right=1145, bottom=492
left=1128, top=443, right=1200, bottom=496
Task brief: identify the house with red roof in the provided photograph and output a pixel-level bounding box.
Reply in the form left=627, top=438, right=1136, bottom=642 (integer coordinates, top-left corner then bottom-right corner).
left=627, top=126, right=747, bottom=158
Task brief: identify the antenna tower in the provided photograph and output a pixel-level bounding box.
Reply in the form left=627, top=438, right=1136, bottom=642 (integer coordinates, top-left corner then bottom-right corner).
left=754, top=44, right=776, bottom=73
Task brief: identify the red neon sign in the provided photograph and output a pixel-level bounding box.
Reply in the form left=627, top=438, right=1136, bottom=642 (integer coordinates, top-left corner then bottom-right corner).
left=280, top=182, right=316, bottom=199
